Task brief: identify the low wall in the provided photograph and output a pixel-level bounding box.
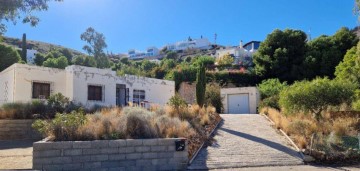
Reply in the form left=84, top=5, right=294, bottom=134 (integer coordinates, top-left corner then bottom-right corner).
left=33, top=138, right=188, bottom=171
left=0, top=119, right=42, bottom=140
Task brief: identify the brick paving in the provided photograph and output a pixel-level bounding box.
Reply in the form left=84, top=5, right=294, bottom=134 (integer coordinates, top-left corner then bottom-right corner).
left=188, top=114, right=304, bottom=170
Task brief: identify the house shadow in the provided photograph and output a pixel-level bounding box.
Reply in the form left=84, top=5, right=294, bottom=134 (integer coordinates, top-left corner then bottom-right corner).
left=0, top=140, right=35, bottom=150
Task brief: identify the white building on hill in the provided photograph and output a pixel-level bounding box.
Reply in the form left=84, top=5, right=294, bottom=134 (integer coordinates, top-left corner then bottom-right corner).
left=128, top=46, right=160, bottom=60
left=0, top=64, right=175, bottom=108
left=215, top=41, right=260, bottom=64
left=166, top=37, right=212, bottom=51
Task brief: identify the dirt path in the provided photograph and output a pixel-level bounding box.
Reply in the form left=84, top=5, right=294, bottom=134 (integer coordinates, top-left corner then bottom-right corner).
left=188, top=114, right=303, bottom=170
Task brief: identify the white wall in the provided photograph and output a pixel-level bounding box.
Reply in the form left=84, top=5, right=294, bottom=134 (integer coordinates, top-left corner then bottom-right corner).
left=221, top=87, right=260, bottom=114
left=0, top=65, right=16, bottom=106
left=13, top=64, right=67, bottom=103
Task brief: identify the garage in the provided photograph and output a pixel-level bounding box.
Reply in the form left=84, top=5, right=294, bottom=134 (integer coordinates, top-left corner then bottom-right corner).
left=228, top=94, right=250, bottom=114
left=221, top=87, right=260, bottom=114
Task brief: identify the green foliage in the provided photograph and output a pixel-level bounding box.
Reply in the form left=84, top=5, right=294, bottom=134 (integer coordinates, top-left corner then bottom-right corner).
left=21, top=33, right=27, bottom=62
left=258, top=78, right=287, bottom=100
left=0, top=44, right=21, bottom=71
left=191, top=56, right=215, bottom=67
left=0, top=0, right=62, bottom=34
left=43, top=56, right=68, bottom=69
left=165, top=51, right=179, bottom=61
left=206, top=71, right=260, bottom=87
left=80, top=27, right=108, bottom=68
left=160, top=58, right=176, bottom=71
left=150, top=66, right=166, bottom=79
left=279, top=78, right=356, bottom=121
left=59, top=48, right=73, bottom=63
left=253, top=29, right=307, bottom=82
left=205, top=84, right=223, bottom=113
left=33, top=111, right=87, bottom=141
left=335, top=45, right=360, bottom=86
left=216, top=53, right=234, bottom=66
left=141, top=59, right=157, bottom=72
left=34, top=53, right=45, bottom=66
left=72, top=55, right=97, bottom=67
left=47, top=93, right=70, bottom=114
left=258, top=78, right=287, bottom=110
left=196, top=64, right=206, bottom=107
left=304, top=28, right=358, bottom=79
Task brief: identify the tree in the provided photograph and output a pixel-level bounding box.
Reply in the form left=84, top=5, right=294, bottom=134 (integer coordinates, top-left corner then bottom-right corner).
left=304, top=28, right=358, bottom=79
left=120, top=57, right=130, bottom=65
left=0, top=0, right=62, bottom=34
left=0, top=44, right=21, bottom=71
left=253, top=29, right=307, bottom=82
left=257, top=78, right=287, bottom=109
left=34, top=53, right=45, bottom=66
left=196, top=64, right=206, bottom=107
left=192, top=56, right=215, bottom=67
left=335, top=45, right=360, bottom=86
left=279, top=78, right=355, bottom=121
left=141, top=59, right=157, bottom=72
left=216, top=53, right=234, bottom=66
left=80, top=27, right=110, bottom=68
left=72, top=55, right=97, bottom=67
left=43, top=56, right=68, bottom=69
left=21, top=33, right=27, bottom=62
left=165, top=51, right=178, bottom=61
left=59, top=48, right=73, bottom=63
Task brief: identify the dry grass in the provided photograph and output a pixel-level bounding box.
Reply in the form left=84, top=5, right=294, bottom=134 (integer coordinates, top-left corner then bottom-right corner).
left=262, top=107, right=360, bottom=150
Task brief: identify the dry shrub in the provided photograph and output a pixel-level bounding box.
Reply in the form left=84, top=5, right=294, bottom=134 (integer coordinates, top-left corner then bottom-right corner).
left=154, top=115, right=195, bottom=138
left=149, top=104, right=160, bottom=112
left=200, top=113, right=210, bottom=126
left=292, top=135, right=307, bottom=149
left=266, top=108, right=289, bottom=130
left=287, top=120, right=311, bottom=136
left=332, top=117, right=359, bottom=136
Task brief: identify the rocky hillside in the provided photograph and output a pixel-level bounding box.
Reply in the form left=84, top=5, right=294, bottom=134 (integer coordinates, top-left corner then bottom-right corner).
left=1, top=36, right=84, bottom=56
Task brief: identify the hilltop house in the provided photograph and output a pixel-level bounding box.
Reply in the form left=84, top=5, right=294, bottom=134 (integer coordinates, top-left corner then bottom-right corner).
left=0, top=64, right=175, bottom=108
left=216, top=41, right=260, bottom=65
left=166, top=37, right=212, bottom=51
left=128, top=46, right=160, bottom=60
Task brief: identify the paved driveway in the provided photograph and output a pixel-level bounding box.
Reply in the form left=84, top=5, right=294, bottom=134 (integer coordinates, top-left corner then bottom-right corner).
left=0, top=140, right=33, bottom=169
left=188, top=114, right=303, bottom=170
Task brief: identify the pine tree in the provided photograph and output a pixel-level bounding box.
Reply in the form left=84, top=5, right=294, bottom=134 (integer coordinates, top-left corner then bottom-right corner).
left=21, top=33, right=27, bottom=63
left=196, top=64, right=206, bottom=107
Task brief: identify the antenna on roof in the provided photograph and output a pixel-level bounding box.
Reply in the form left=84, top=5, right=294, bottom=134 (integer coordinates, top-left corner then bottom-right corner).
left=214, top=33, right=217, bottom=45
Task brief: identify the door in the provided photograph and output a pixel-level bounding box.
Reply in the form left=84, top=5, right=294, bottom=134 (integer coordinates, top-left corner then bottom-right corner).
left=228, top=94, right=250, bottom=114
left=116, top=84, right=127, bottom=106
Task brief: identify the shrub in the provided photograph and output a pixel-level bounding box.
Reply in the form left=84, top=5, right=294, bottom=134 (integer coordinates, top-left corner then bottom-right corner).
left=121, top=107, right=158, bottom=139
left=258, top=79, right=287, bottom=110
left=0, top=102, right=32, bottom=119
left=47, top=93, right=70, bottom=114
left=168, top=94, right=187, bottom=119
left=196, top=64, right=206, bottom=107
left=279, top=78, right=356, bottom=121
left=205, top=83, right=223, bottom=113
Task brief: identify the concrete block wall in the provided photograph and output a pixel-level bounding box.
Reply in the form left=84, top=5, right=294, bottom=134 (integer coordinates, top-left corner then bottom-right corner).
left=0, top=120, right=42, bottom=140
left=33, top=138, right=188, bottom=171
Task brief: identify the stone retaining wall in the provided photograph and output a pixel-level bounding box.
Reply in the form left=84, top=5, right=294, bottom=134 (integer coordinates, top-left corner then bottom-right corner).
left=33, top=138, right=188, bottom=171
left=0, top=119, right=42, bottom=140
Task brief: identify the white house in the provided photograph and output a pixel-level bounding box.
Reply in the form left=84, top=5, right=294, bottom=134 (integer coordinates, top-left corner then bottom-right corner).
left=0, top=64, right=175, bottom=108
left=15, top=48, right=38, bottom=64
left=128, top=46, right=160, bottom=60
left=166, top=37, right=212, bottom=51
left=221, top=87, right=260, bottom=114
left=215, top=41, right=260, bottom=64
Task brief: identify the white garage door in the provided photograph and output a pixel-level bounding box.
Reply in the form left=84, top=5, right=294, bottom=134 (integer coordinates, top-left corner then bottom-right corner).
left=228, top=94, right=250, bottom=114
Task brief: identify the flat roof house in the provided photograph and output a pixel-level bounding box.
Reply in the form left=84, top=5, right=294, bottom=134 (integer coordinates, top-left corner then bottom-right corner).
left=0, top=64, right=175, bottom=108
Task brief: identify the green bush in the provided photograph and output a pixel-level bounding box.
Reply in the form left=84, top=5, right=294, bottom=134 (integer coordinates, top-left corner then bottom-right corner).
left=32, top=111, right=87, bottom=141
left=257, top=78, right=287, bottom=110
left=279, top=78, right=356, bottom=121
left=205, top=84, right=223, bottom=113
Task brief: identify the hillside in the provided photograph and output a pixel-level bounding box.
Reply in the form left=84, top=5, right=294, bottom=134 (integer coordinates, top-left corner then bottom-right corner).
left=1, top=36, right=84, bottom=56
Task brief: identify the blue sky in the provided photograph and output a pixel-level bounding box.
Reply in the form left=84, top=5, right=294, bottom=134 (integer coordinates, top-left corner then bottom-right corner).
left=3, top=0, right=359, bottom=54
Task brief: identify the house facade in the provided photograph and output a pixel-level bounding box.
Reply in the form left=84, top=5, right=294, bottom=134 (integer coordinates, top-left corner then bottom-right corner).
left=215, top=41, right=260, bottom=65
left=0, top=64, right=175, bottom=108
left=166, top=37, right=212, bottom=51
left=128, top=46, right=160, bottom=60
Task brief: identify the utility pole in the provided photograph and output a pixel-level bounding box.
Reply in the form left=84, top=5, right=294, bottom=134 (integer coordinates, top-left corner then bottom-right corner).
left=214, top=33, right=217, bottom=45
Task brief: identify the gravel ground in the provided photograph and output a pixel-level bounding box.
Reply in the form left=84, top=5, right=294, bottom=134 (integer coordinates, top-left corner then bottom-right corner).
left=0, top=140, right=34, bottom=170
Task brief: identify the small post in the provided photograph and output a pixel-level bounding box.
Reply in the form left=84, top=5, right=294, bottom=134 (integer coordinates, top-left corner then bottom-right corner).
left=358, top=133, right=360, bottom=150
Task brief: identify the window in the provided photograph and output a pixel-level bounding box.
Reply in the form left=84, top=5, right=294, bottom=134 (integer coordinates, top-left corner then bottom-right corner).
left=32, top=82, right=51, bottom=99
left=88, top=85, right=103, bottom=101
left=133, top=89, right=145, bottom=105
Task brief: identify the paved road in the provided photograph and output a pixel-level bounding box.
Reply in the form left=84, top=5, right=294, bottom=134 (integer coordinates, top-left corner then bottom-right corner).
left=0, top=140, right=34, bottom=169
left=188, top=114, right=304, bottom=170
left=211, top=165, right=360, bottom=171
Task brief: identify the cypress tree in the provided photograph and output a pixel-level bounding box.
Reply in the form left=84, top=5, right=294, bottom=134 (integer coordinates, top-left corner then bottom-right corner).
left=196, top=64, right=206, bottom=107
left=21, top=33, right=27, bottom=63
